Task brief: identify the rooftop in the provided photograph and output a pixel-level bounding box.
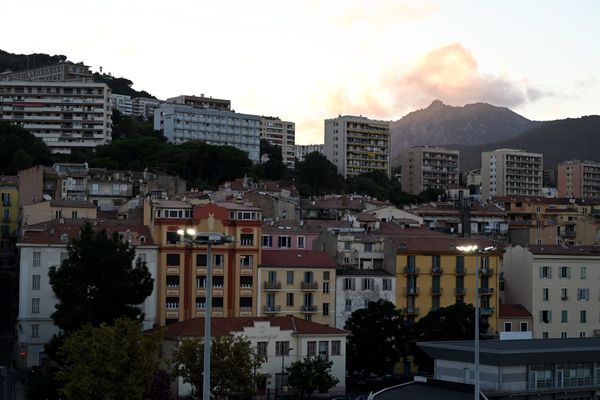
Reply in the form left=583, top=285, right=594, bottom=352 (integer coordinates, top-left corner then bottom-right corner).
left=499, top=304, right=532, bottom=318
left=528, top=244, right=600, bottom=256
left=260, top=250, right=336, bottom=268
left=372, top=378, right=482, bottom=400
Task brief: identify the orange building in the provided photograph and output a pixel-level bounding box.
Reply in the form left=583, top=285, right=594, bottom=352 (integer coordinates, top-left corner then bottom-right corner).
left=145, top=199, right=262, bottom=325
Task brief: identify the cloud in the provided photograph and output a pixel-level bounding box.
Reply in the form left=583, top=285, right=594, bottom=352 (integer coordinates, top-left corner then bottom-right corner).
left=338, top=1, right=438, bottom=25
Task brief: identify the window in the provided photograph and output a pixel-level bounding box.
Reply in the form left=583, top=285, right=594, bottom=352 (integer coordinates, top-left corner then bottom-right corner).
left=561, top=331, right=568, bottom=338
left=31, top=323, right=39, bottom=338
left=331, top=340, right=341, bottom=356
left=520, top=322, right=528, bottom=332
left=323, top=271, right=330, bottom=281
left=344, top=241, right=351, bottom=250
left=257, top=342, right=268, bottom=360
left=581, top=266, right=587, bottom=279
left=344, top=278, right=355, bottom=291
left=580, top=331, right=587, bottom=338
left=383, top=278, right=392, bottom=291
left=581, top=310, right=587, bottom=323
left=31, top=298, right=40, bottom=314
left=542, top=331, right=549, bottom=339
left=167, top=276, right=180, bottom=287
left=278, top=236, right=291, bottom=248
left=240, top=255, right=253, bottom=267
left=303, top=271, right=314, bottom=283
left=323, top=282, right=330, bottom=294
left=561, top=310, right=568, bottom=323
left=540, top=310, right=552, bottom=323
left=539, top=266, right=552, bottom=278
left=504, top=322, right=512, bottom=332
left=362, top=278, right=374, bottom=290
left=364, top=242, right=373, bottom=252
left=287, top=271, right=294, bottom=284
left=297, top=236, right=305, bottom=249
left=559, top=266, right=571, bottom=279
left=345, top=299, right=352, bottom=312
left=286, top=293, right=294, bottom=306
left=240, top=233, right=254, bottom=246
left=542, top=288, right=549, bottom=301
left=578, top=288, right=590, bottom=301
left=261, top=235, right=273, bottom=247
left=307, top=341, right=317, bottom=356
left=32, top=275, right=40, bottom=290
left=240, top=276, right=252, bottom=288
left=32, top=251, right=41, bottom=267
left=166, top=253, right=180, bottom=266
left=196, top=254, right=207, bottom=266
left=323, top=303, right=329, bottom=316
left=268, top=271, right=278, bottom=284
left=196, top=276, right=206, bottom=288
left=275, top=341, right=290, bottom=356
left=166, top=232, right=179, bottom=244
left=319, top=341, right=329, bottom=360
left=561, top=288, right=568, bottom=301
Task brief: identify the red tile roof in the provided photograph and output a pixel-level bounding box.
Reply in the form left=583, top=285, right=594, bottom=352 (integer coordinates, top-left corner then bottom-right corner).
left=260, top=250, right=336, bottom=268
left=528, top=244, right=600, bottom=256
left=499, top=304, right=532, bottom=318
left=356, top=212, right=378, bottom=222
left=160, top=316, right=346, bottom=339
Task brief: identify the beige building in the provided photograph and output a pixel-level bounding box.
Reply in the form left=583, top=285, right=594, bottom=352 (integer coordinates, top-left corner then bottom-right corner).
left=166, top=94, right=230, bottom=110
left=0, top=62, right=92, bottom=82
left=498, top=303, right=533, bottom=336
left=400, top=146, right=460, bottom=195
left=557, top=160, right=600, bottom=200
left=324, top=115, right=390, bottom=178
left=260, top=116, right=296, bottom=168
left=503, top=244, right=600, bottom=339
left=22, top=200, right=97, bottom=226
left=481, top=149, right=543, bottom=200
left=258, top=250, right=336, bottom=326
left=295, top=144, right=323, bottom=162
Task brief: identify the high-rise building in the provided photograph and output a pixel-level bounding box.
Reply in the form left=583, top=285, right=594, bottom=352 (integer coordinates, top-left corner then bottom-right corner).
left=0, top=80, right=112, bottom=153
left=557, top=160, right=600, bottom=199
left=154, top=104, right=261, bottom=163
left=324, top=115, right=390, bottom=178
left=259, top=116, right=295, bottom=168
left=481, top=149, right=543, bottom=200
left=0, top=62, right=92, bottom=82
left=166, top=94, right=230, bottom=111
left=400, top=146, right=460, bottom=195
left=112, top=93, right=133, bottom=116
left=295, top=144, right=323, bottom=162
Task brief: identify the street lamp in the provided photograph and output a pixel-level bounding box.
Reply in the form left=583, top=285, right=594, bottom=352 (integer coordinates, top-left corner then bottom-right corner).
left=178, top=228, right=234, bottom=400
left=456, top=244, right=495, bottom=400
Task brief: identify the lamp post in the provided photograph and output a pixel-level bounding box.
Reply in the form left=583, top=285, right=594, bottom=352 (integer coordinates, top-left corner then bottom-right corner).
left=178, top=228, right=234, bottom=400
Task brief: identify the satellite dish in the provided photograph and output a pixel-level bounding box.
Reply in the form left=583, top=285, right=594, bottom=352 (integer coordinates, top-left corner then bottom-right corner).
left=42, top=194, right=52, bottom=201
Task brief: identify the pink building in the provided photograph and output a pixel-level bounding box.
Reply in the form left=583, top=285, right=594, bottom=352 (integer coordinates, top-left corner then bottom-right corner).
left=557, top=160, right=600, bottom=199
left=261, top=219, right=353, bottom=251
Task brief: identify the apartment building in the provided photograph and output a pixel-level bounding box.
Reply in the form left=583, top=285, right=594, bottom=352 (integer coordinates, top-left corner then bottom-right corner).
left=144, top=199, right=262, bottom=325
left=260, top=116, right=295, bottom=168
left=261, top=220, right=319, bottom=251
left=16, top=221, right=158, bottom=368
left=400, top=146, right=460, bottom=195
left=22, top=200, right=97, bottom=226
left=0, top=62, right=92, bottom=82
left=504, top=244, right=600, bottom=339
left=166, top=94, right=230, bottom=110
left=0, top=80, right=112, bottom=153
left=133, top=97, right=162, bottom=120
left=392, top=237, right=500, bottom=332
left=154, top=104, right=261, bottom=163
left=315, top=229, right=385, bottom=269
left=111, top=93, right=133, bottom=116
left=258, top=250, right=336, bottom=326
left=481, top=149, right=543, bottom=200
left=295, top=144, right=323, bottom=162
left=324, top=115, right=390, bottom=178
left=0, top=176, right=18, bottom=241
left=557, top=160, right=600, bottom=200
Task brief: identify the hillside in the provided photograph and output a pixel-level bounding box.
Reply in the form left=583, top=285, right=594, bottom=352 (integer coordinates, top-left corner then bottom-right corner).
left=391, top=100, right=541, bottom=163
left=454, top=115, right=600, bottom=171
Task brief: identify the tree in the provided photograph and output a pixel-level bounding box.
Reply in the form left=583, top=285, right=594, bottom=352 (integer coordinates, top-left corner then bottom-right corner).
left=287, top=356, right=339, bottom=398
left=56, top=318, right=162, bottom=400
left=0, top=122, right=51, bottom=174
left=171, top=334, right=262, bottom=400
left=257, top=139, right=287, bottom=180
left=345, top=300, right=408, bottom=376
left=296, top=152, right=344, bottom=196
left=144, top=369, right=172, bottom=400
left=48, top=223, right=154, bottom=333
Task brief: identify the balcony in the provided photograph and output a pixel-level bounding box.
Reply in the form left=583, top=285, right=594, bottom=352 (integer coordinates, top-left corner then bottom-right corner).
left=404, top=266, right=420, bottom=275
left=301, top=281, right=318, bottom=290
left=455, top=267, right=465, bottom=276
left=431, top=287, right=443, bottom=296
left=479, top=288, right=494, bottom=295
left=403, top=287, right=420, bottom=296
left=480, top=307, right=494, bottom=316
left=403, top=307, right=420, bottom=315
left=480, top=268, right=494, bottom=276
left=264, top=281, right=281, bottom=290
left=561, top=230, right=576, bottom=238
left=455, top=287, right=467, bottom=296
left=301, top=305, right=318, bottom=313
left=263, top=305, right=281, bottom=313
left=431, top=267, right=443, bottom=275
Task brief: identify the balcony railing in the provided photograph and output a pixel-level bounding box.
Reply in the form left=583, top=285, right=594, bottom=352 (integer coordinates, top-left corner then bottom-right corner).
left=479, top=287, right=494, bottom=295
left=404, top=266, right=420, bottom=275
left=263, top=305, right=281, bottom=313
left=455, top=287, right=467, bottom=296
left=431, top=287, right=443, bottom=296
left=404, top=287, right=420, bottom=296
left=455, top=266, right=465, bottom=275
left=301, top=305, right=318, bottom=313
left=431, top=267, right=443, bottom=275
left=264, top=281, right=281, bottom=290
left=480, top=268, right=494, bottom=276
left=403, top=307, right=420, bottom=315
left=480, top=307, right=494, bottom=316
left=301, top=281, right=318, bottom=290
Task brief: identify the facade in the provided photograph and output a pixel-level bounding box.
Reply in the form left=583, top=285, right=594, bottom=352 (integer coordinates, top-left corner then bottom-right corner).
left=420, top=338, right=600, bottom=399
left=16, top=221, right=158, bottom=368
left=144, top=200, right=262, bottom=325
left=315, top=229, right=385, bottom=269
left=261, top=220, right=319, bottom=251
left=22, top=200, right=97, bottom=226
left=258, top=250, right=337, bottom=326
left=324, top=115, right=390, bottom=178
left=503, top=244, right=600, bottom=339
left=392, top=237, right=500, bottom=332
left=260, top=116, right=296, bottom=168
left=111, top=93, right=133, bottom=116
left=133, top=97, right=162, bottom=119
left=0, top=62, right=92, bottom=82
left=0, top=176, right=18, bottom=241
left=0, top=80, right=112, bottom=153
left=481, top=149, right=543, bottom=200
left=87, top=168, right=134, bottom=211
left=154, top=103, right=261, bottom=163
left=400, top=146, right=460, bottom=195
left=295, top=144, right=323, bottom=162
left=498, top=303, right=533, bottom=337
left=161, top=316, right=346, bottom=398
left=166, top=94, right=230, bottom=110
left=557, top=160, right=600, bottom=200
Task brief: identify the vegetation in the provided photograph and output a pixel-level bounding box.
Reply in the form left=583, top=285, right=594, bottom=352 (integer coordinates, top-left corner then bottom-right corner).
left=0, top=49, right=69, bottom=73
left=92, top=72, right=154, bottom=98
left=287, top=356, right=339, bottom=399
left=295, top=152, right=345, bottom=196
left=253, top=139, right=287, bottom=181
left=0, top=122, right=51, bottom=174
left=171, top=334, right=262, bottom=400
left=56, top=318, right=162, bottom=400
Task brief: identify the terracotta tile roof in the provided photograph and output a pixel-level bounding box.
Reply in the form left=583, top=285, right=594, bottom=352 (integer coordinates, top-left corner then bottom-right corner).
left=260, top=250, right=336, bottom=268
left=499, top=304, right=532, bottom=318
left=356, top=212, right=378, bottom=222
left=49, top=199, right=96, bottom=209
left=528, top=244, right=600, bottom=256
left=159, top=316, right=346, bottom=339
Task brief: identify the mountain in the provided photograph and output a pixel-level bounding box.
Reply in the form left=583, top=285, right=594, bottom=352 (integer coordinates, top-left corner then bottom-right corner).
left=455, top=115, right=600, bottom=172
left=391, top=100, right=542, bottom=163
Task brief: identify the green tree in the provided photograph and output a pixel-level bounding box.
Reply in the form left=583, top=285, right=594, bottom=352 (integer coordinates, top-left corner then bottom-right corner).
left=56, top=318, right=162, bottom=400
left=345, top=300, right=408, bottom=376
left=296, top=152, right=344, bottom=196
left=171, top=334, right=262, bottom=400
left=287, top=356, right=339, bottom=398
left=48, top=223, right=154, bottom=333
left=257, top=139, right=287, bottom=180
left=417, top=187, right=446, bottom=202
left=0, top=122, right=51, bottom=174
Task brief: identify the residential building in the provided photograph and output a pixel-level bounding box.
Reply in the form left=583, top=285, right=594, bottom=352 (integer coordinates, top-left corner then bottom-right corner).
left=364, top=204, right=423, bottom=225
left=324, top=115, right=390, bottom=178
left=391, top=237, right=500, bottom=332
left=22, top=200, right=97, bottom=226
left=258, top=250, right=336, bottom=326
left=420, top=337, right=600, bottom=399
left=260, top=116, right=296, bottom=168
left=18, top=164, right=89, bottom=205
left=0, top=62, right=92, bottom=82
left=0, top=176, right=18, bottom=241
left=503, top=244, right=600, bottom=339
left=154, top=104, right=261, bottom=163
left=160, top=316, right=346, bottom=398
left=133, top=97, right=162, bottom=120
left=481, top=149, right=543, bottom=200
left=166, top=94, right=230, bottom=110
left=498, top=303, right=533, bottom=338
left=143, top=200, right=262, bottom=325
left=111, top=93, right=133, bottom=116
left=400, top=146, right=460, bottom=195
left=0, top=80, right=112, bottom=153
left=261, top=220, right=319, bottom=251
left=315, top=229, right=385, bottom=269
left=295, top=144, right=323, bottom=162
left=557, top=160, right=600, bottom=200
left=87, top=168, right=134, bottom=211
left=242, top=182, right=300, bottom=221
left=16, top=221, right=158, bottom=368
left=299, top=195, right=364, bottom=220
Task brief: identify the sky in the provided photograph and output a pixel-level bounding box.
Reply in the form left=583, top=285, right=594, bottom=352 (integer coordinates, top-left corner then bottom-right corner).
left=2, top=0, right=599, bottom=144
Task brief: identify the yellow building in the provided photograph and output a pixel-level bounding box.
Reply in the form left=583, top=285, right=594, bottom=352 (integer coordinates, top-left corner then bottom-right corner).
left=21, top=199, right=98, bottom=226
left=394, top=237, right=500, bottom=333
left=144, top=199, right=262, bottom=325
left=259, top=250, right=337, bottom=326
left=1, top=176, right=19, bottom=242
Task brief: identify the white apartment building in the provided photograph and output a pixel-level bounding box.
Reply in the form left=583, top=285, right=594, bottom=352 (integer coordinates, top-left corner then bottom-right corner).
left=260, top=116, right=296, bottom=168
left=481, top=149, right=543, bottom=200
left=0, top=62, right=93, bottom=82
left=0, top=80, right=112, bottom=153
left=154, top=104, right=261, bottom=163
left=324, top=115, right=390, bottom=178
left=295, top=144, right=323, bottom=162
left=112, top=93, right=133, bottom=116
left=400, top=146, right=460, bottom=195
left=503, top=245, right=600, bottom=339
left=16, top=222, right=158, bottom=368
left=133, top=97, right=162, bottom=120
